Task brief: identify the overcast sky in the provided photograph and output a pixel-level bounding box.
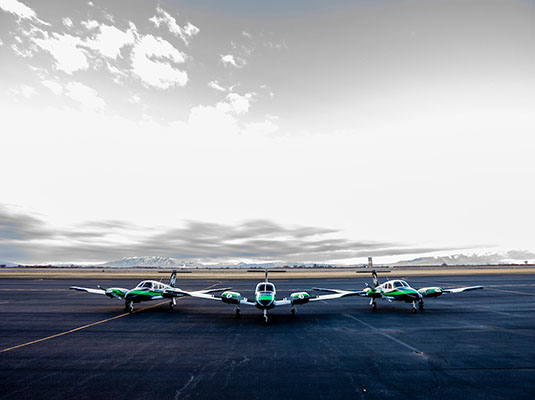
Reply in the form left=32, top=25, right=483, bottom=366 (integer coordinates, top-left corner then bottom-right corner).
left=0, top=0, right=534, bottom=264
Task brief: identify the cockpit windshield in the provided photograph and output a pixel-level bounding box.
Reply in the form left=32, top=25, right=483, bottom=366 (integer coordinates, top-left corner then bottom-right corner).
left=393, top=281, right=408, bottom=288
left=139, top=281, right=152, bottom=289
left=257, top=283, right=275, bottom=292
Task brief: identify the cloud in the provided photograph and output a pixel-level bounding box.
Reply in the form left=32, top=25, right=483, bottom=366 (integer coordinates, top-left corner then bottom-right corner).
left=0, top=0, right=48, bottom=25
left=220, top=54, right=246, bottom=68
left=149, top=6, right=199, bottom=45
left=226, top=92, right=253, bottom=114
left=131, top=34, right=188, bottom=89
left=208, top=80, right=226, bottom=92
left=84, top=22, right=135, bottom=59
left=244, top=118, right=278, bottom=136
left=62, top=17, right=73, bottom=29
left=64, top=81, right=105, bottom=112
left=33, top=33, right=89, bottom=74
left=41, top=79, right=63, bottom=94
left=0, top=205, right=457, bottom=264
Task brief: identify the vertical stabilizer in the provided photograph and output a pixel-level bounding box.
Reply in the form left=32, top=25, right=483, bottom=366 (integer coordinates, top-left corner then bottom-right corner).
left=169, top=270, right=177, bottom=288
left=372, top=270, right=379, bottom=287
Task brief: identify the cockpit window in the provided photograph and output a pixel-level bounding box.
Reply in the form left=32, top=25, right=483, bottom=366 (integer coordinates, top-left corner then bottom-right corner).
left=141, top=281, right=152, bottom=288
left=393, top=281, right=408, bottom=288
left=257, top=283, right=274, bottom=292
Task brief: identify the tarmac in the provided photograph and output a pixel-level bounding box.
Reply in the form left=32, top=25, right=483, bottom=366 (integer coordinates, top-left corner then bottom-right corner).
left=0, top=274, right=534, bottom=399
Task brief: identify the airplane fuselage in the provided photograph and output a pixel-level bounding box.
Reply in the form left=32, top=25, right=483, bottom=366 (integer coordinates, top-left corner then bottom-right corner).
left=254, top=281, right=276, bottom=310
left=124, top=280, right=173, bottom=303
left=367, top=280, right=423, bottom=303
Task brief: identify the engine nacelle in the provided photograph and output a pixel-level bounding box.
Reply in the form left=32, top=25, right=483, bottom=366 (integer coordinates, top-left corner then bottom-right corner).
left=290, top=291, right=310, bottom=305
left=418, top=287, right=443, bottom=298
left=221, top=291, right=242, bottom=304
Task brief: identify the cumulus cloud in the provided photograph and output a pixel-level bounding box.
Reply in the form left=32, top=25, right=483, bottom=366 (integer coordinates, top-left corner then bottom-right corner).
left=0, top=0, right=48, bottom=25
left=64, top=81, right=105, bottom=112
left=226, top=92, right=253, bottom=114
left=84, top=23, right=135, bottom=59
left=149, top=6, right=199, bottom=45
left=220, top=54, right=246, bottom=68
left=131, top=34, right=188, bottom=89
left=33, top=33, right=89, bottom=74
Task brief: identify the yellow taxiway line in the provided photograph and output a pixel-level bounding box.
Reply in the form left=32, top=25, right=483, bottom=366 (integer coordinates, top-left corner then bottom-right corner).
left=0, top=282, right=221, bottom=353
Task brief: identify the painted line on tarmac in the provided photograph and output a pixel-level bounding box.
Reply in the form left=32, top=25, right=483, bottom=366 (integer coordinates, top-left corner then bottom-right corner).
left=0, top=281, right=221, bottom=354
left=0, top=301, right=167, bottom=354
left=344, top=313, right=423, bottom=355
left=0, top=289, right=68, bottom=291
left=485, top=288, right=535, bottom=296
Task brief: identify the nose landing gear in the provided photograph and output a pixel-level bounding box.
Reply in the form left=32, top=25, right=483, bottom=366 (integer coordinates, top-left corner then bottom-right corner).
left=125, top=301, right=134, bottom=313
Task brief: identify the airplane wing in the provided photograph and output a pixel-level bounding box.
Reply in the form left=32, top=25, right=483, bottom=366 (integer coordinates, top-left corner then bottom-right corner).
left=443, top=285, right=484, bottom=294
left=70, top=286, right=129, bottom=299
left=312, top=287, right=367, bottom=298
left=70, top=286, right=106, bottom=295
left=418, top=285, right=483, bottom=297
left=164, top=287, right=244, bottom=301
left=272, top=288, right=363, bottom=306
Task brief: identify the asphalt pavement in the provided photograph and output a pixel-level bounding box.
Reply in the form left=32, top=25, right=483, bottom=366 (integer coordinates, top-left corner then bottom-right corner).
left=0, top=274, right=534, bottom=399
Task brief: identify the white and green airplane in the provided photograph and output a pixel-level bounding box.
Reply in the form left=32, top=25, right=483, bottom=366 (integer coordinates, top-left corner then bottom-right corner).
left=70, top=270, right=230, bottom=313
left=165, top=269, right=361, bottom=323
left=334, top=270, right=483, bottom=313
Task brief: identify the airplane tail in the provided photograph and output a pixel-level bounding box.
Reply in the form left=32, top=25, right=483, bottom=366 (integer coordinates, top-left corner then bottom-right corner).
left=169, top=270, right=177, bottom=288
left=265, top=268, right=269, bottom=282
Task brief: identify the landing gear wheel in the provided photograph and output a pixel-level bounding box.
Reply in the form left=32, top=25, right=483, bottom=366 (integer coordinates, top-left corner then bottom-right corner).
left=372, top=302, right=377, bottom=310
left=418, top=300, right=424, bottom=310
left=291, top=307, right=296, bottom=317
left=235, top=308, right=241, bottom=318
left=412, top=302, right=418, bottom=313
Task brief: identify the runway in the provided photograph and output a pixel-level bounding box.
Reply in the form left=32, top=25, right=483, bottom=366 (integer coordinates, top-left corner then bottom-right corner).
left=1, top=274, right=534, bottom=399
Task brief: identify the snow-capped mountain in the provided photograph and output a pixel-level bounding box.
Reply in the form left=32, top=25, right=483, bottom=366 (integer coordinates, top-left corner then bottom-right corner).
left=102, top=256, right=193, bottom=268
left=394, top=251, right=535, bottom=266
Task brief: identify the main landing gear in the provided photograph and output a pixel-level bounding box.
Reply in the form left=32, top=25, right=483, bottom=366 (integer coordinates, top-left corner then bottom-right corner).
left=169, top=297, right=176, bottom=310
left=125, top=301, right=134, bottom=313
left=235, top=306, right=241, bottom=319
left=370, top=298, right=377, bottom=310
left=290, top=306, right=296, bottom=317
left=412, top=299, right=424, bottom=313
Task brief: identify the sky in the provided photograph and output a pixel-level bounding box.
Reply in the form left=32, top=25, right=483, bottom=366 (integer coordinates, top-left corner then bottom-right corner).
left=0, top=0, right=534, bottom=265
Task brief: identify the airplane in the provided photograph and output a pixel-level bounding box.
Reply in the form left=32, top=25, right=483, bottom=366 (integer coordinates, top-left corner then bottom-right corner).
left=164, top=269, right=361, bottom=323
left=332, top=269, right=483, bottom=313
left=70, top=270, right=229, bottom=313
